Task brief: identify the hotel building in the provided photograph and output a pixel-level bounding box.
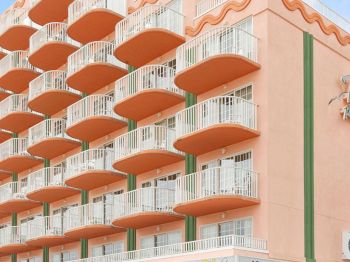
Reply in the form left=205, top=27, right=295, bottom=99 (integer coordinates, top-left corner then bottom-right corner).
left=0, top=0, right=348, bottom=261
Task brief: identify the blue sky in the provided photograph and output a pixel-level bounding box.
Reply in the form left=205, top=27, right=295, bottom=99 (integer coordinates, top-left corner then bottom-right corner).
left=0, top=0, right=349, bottom=20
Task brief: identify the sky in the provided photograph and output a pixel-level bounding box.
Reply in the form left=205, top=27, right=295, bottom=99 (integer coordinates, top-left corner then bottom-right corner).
left=0, top=0, right=349, bottom=20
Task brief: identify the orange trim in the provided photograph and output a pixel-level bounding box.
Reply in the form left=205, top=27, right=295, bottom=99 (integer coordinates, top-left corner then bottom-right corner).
left=128, top=0, right=158, bottom=14
left=282, top=0, right=350, bottom=46
left=185, top=0, right=252, bottom=37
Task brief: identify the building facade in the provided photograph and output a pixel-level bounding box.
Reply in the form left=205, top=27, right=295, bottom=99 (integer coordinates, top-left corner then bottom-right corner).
left=0, top=0, right=348, bottom=261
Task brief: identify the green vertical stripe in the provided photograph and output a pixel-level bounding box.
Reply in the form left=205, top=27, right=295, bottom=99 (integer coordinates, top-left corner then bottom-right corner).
left=304, top=32, right=315, bottom=262
left=43, top=247, right=49, bottom=262
left=185, top=92, right=197, bottom=242
left=80, top=141, right=89, bottom=258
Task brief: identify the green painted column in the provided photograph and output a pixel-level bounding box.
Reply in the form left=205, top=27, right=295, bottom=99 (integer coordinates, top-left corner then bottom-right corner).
left=185, top=93, right=197, bottom=242
left=81, top=141, right=89, bottom=258
left=126, top=65, right=137, bottom=251
left=304, top=32, right=315, bottom=262
left=43, top=158, right=50, bottom=262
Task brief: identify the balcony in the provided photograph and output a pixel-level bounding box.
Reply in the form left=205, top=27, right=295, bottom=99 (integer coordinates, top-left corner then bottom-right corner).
left=29, top=22, right=80, bottom=70
left=0, top=51, right=41, bottom=93
left=0, top=94, right=43, bottom=133
left=174, top=167, right=259, bottom=216
left=67, top=41, right=127, bottom=94
left=26, top=215, right=70, bottom=247
left=66, top=95, right=127, bottom=141
left=174, top=96, right=259, bottom=155
left=175, top=26, right=260, bottom=94
left=0, top=48, right=8, bottom=60
left=114, top=65, right=184, bottom=121
left=28, top=70, right=81, bottom=115
left=0, top=9, right=38, bottom=51
left=0, top=88, right=12, bottom=102
left=26, top=167, right=79, bottom=203
left=72, top=235, right=267, bottom=262
left=112, top=187, right=182, bottom=229
left=0, top=182, right=40, bottom=214
left=0, top=138, right=43, bottom=173
left=115, top=5, right=185, bottom=67
left=29, top=0, right=74, bottom=26
left=28, top=118, right=80, bottom=159
left=113, top=125, right=184, bottom=175
left=64, top=202, right=124, bottom=239
left=67, top=0, right=127, bottom=44
left=0, top=129, right=11, bottom=144
left=0, top=226, right=33, bottom=254
left=65, top=149, right=126, bottom=190
left=0, top=170, right=11, bottom=181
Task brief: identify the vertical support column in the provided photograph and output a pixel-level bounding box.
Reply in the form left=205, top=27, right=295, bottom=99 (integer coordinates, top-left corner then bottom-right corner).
left=81, top=141, right=89, bottom=258
left=11, top=133, right=17, bottom=262
left=126, top=65, right=137, bottom=251
left=43, top=116, right=50, bottom=262
left=185, top=93, right=196, bottom=242
left=304, top=32, right=315, bottom=262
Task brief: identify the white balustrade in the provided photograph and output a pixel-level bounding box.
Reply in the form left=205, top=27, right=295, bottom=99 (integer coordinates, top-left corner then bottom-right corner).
left=27, top=166, right=66, bottom=193
left=29, top=70, right=80, bottom=102
left=115, top=65, right=184, bottom=103
left=30, top=22, right=79, bottom=54
left=176, top=26, right=258, bottom=72
left=175, top=167, right=258, bottom=204
left=67, top=95, right=125, bottom=128
left=0, top=8, right=37, bottom=35
left=65, top=149, right=116, bottom=180
left=0, top=95, right=36, bottom=120
left=114, top=187, right=176, bottom=218
left=28, top=118, right=75, bottom=147
left=0, top=181, right=28, bottom=204
left=0, top=51, right=40, bottom=78
left=0, top=138, right=31, bottom=163
left=195, top=0, right=228, bottom=17
left=27, top=215, right=64, bottom=240
left=67, top=41, right=126, bottom=77
left=0, top=226, right=26, bottom=246
left=175, top=96, right=257, bottom=138
left=72, top=234, right=267, bottom=262
left=64, top=202, right=114, bottom=231
left=115, top=5, right=184, bottom=46
left=114, top=125, right=182, bottom=161
left=68, top=0, right=127, bottom=26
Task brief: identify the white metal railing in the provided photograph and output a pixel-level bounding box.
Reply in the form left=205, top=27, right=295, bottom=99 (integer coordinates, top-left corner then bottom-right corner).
left=175, top=167, right=258, bottom=204
left=0, top=51, right=40, bottom=78
left=115, top=65, right=184, bottom=103
left=65, top=148, right=116, bottom=180
left=28, top=118, right=76, bottom=147
left=27, top=166, right=67, bottom=194
left=30, top=22, right=80, bottom=55
left=0, top=8, right=37, bottom=35
left=176, top=26, right=258, bottom=72
left=175, top=96, right=257, bottom=138
left=195, top=0, right=228, bottom=18
left=72, top=234, right=267, bottom=262
left=114, top=187, right=177, bottom=219
left=114, top=125, right=182, bottom=161
left=68, top=0, right=127, bottom=26
left=0, top=94, right=35, bottom=120
left=0, top=181, right=28, bottom=204
left=27, top=215, right=64, bottom=240
left=303, top=0, right=350, bottom=33
left=67, top=95, right=125, bottom=128
left=0, top=226, right=26, bottom=247
left=0, top=138, right=31, bottom=163
left=29, top=70, right=80, bottom=102
left=67, top=41, right=126, bottom=77
left=64, top=202, right=114, bottom=231
left=115, top=5, right=184, bottom=46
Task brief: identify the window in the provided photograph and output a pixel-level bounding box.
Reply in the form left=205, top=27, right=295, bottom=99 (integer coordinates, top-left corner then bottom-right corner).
left=163, top=59, right=176, bottom=70
left=200, top=217, right=253, bottom=239
left=140, top=231, right=181, bottom=249
left=92, top=241, right=124, bottom=257
left=52, top=251, right=77, bottom=262
left=142, top=172, right=180, bottom=190
left=227, top=84, right=253, bottom=101
left=20, top=258, right=41, bottom=262
left=156, top=116, right=176, bottom=129
left=201, top=151, right=252, bottom=170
